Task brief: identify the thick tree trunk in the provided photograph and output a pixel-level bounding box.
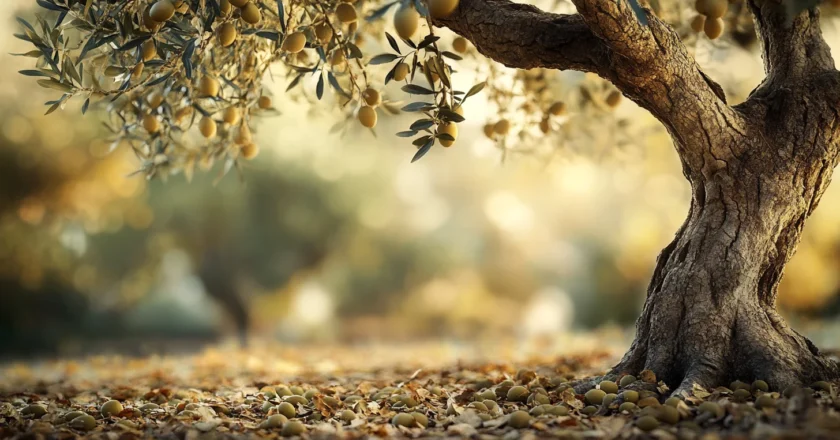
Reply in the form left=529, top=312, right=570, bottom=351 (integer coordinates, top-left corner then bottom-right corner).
left=606, top=76, right=840, bottom=394
left=436, top=0, right=840, bottom=393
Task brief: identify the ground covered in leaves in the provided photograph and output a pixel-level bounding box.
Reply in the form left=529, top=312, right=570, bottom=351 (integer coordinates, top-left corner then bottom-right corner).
left=1, top=337, right=840, bottom=439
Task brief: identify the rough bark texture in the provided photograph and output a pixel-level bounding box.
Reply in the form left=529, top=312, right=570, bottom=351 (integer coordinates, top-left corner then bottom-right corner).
left=435, top=0, right=840, bottom=393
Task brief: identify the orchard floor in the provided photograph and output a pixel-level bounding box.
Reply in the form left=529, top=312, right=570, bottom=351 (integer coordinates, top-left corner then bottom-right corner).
left=1, top=332, right=839, bottom=439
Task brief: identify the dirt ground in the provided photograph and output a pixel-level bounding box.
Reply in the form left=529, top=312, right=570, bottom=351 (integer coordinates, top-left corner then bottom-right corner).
left=1, top=337, right=839, bottom=439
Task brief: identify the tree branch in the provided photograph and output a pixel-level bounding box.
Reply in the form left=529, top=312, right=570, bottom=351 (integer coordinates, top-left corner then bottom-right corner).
left=434, top=0, right=746, bottom=176
left=749, top=1, right=834, bottom=87
left=432, top=0, right=612, bottom=74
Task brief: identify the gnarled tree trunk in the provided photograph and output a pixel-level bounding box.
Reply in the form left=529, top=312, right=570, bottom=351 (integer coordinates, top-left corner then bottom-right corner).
left=436, top=0, right=840, bottom=392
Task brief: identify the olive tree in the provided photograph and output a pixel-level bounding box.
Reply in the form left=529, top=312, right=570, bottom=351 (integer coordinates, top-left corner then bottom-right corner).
left=16, top=0, right=840, bottom=394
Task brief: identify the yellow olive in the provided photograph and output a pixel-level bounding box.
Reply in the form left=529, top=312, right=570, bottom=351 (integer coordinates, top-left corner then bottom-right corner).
left=452, top=37, right=468, bottom=53
left=223, top=107, right=241, bottom=125
left=220, top=0, right=232, bottom=16
left=336, top=3, right=357, bottom=23
left=143, top=114, right=160, bottom=133
left=199, top=76, right=220, bottom=97
left=142, top=6, right=162, bottom=31
left=142, top=39, right=157, bottom=61
left=358, top=105, right=377, bottom=128
left=606, top=91, right=622, bottom=108
left=315, top=23, right=333, bottom=43
left=702, top=0, right=728, bottom=18
left=132, top=62, right=145, bottom=80
left=230, top=0, right=249, bottom=6
left=150, top=0, right=176, bottom=22
left=218, top=22, right=237, bottom=47
left=394, top=6, right=420, bottom=40
left=437, top=122, right=457, bottom=147
left=428, top=0, right=459, bottom=18
left=258, top=95, right=273, bottom=109
left=175, top=106, right=193, bottom=124
left=282, top=31, right=307, bottom=53
left=704, top=17, right=724, bottom=39
left=690, top=14, right=705, bottom=33
left=494, top=119, right=510, bottom=135
left=240, top=143, right=260, bottom=159
left=240, top=2, right=262, bottom=24
left=393, top=63, right=410, bottom=81
left=548, top=101, right=566, bottom=116
left=539, top=117, right=550, bottom=134
left=235, top=124, right=252, bottom=144
left=483, top=123, right=495, bottom=139
left=330, top=49, right=346, bottom=66
left=148, top=91, right=164, bottom=108
left=199, top=116, right=217, bottom=138
left=362, top=88, right=381, bottom=106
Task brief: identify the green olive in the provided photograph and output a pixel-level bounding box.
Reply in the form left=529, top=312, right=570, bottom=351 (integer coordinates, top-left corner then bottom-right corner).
left=638, top=397, right=660, bottom=408
left=468, top=402, right=487, bottom=412
left=340, top=409, right=356, bottom=422
left=281, top=420, right=306, bottom=436
left=508, top=410, right=531, bottom=428
left=698, top=401, right=723, bottom=418
left=657, top=405, right=680, bottom=424
left=621, top=390, right=640, bottom=403
left=751, top=380, right=769, bottom=393
left=276, top=386, right=293, bottom=397
left=581, top=405, right=598, bottom=416
left=599, top=381, right=619, bottom=394
left=22, top=404, right=47, bottom=418
left=550, top=405, right=569, bottom=416
left=619, top=402, right=638, bottom=412
left=412, top=412, right=429, bottom=427
left=506, top=386, right=529, bottom=402
left=290, top=386, right=305, bottom=396
left=100, top=400, right=123, bottom=417
left=63, top=411, right=86, bottom=422
left=755, top=394, right=776, bottom=409
left=529, top=406, right=545, bottom=417
left=585, top=389, right=606, bottom=405
left=636, top=415, right=659, bottom=432
left=619, top=375, right=637, bottom=387
left=733, top=388, right=752, bottom=402
left=730, top=380, right=750, bottom=391
left=285, top=396, right=308, bottom=406
left=69, top=414, right=97, bottom=431
left=277, top=402, right=295, bottom=418
left=392, top=412, right=416, bottom=427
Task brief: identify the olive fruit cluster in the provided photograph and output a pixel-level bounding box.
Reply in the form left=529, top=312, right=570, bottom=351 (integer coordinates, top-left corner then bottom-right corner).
left=691, top=0, right=728, bottom=40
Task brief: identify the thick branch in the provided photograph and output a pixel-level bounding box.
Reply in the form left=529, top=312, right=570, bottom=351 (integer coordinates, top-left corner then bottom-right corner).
left=749, top=0, right=834, bottom=86
left=434, top=0, right=746, bottom=177
left=432, top=0, right=611, bottom=74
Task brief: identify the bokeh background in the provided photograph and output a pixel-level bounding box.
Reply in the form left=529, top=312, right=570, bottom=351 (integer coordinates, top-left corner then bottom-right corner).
left=2, top=0, right=840, bottom=362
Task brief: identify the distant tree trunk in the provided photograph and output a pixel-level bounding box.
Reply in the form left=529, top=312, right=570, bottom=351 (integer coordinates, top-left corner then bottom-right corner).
left=437, top=0, right=840, bottom=392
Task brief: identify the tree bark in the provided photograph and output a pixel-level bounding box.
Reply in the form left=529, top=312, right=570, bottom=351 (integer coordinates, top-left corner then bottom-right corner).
left=435, top=0, right=840, bottom=393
